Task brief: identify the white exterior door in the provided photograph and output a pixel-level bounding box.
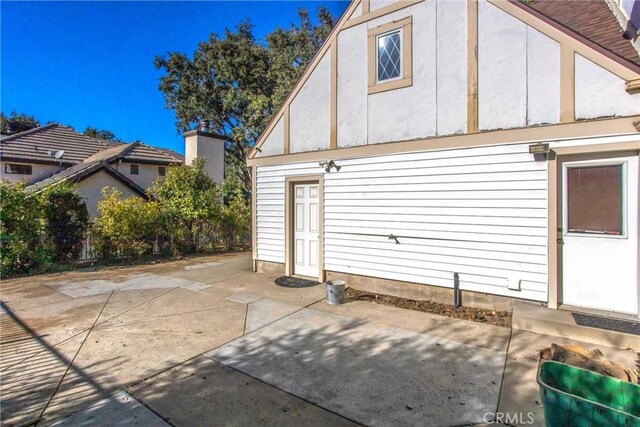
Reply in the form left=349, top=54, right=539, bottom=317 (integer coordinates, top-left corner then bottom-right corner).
left=293, top=184, right=320, bottom=278
left=561, top=155, right=639, bottom=315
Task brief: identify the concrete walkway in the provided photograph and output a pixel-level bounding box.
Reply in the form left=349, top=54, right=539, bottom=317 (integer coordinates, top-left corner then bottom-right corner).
left=1, top=253, right=636, bottom=426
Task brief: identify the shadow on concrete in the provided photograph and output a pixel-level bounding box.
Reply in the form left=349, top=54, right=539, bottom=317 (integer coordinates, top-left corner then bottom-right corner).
left=0, top=301, right=121, bottom=426
left=135, top=308, right=508, bottom=426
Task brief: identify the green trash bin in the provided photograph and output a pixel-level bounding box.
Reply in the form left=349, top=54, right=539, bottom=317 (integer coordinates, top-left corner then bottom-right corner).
left=537, top=360, right=640, bottom=427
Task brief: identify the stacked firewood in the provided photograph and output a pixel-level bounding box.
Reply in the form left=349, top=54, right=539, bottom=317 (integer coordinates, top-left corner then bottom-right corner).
left=538, top=343, right=638, bottom=383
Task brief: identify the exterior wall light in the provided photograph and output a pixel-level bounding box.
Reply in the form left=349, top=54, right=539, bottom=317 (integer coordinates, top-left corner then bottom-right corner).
left=319, top=160, right=341, bottom=173
left=528, top=143, right=550, bottom=154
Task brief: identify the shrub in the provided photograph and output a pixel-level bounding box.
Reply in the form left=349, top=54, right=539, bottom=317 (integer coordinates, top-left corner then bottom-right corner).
left=220, top=178, right=251, bottom=249
left=93, top=188, right=162, bottom=259
left=151, top=157, right=222, bottom=253
left=41, top=183, right=89, bottom=263
left=0, top=182, right=52, bottom=275
left=0, top=181, right=88, bottom=276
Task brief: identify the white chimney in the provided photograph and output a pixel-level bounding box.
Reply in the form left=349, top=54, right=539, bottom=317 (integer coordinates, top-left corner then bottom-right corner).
left=184, top=121, right=225, bottom=185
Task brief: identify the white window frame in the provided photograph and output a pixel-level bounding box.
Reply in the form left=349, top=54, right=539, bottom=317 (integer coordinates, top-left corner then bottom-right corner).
left=562, top=159, right=628, bottom=239
left=367, top=16, right=412, bottom=95
left=375, top=28, right=403, bottom=84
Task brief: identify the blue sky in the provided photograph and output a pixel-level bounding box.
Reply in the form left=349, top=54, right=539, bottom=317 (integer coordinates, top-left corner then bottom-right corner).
left=1, top=1, right=349, bottom=154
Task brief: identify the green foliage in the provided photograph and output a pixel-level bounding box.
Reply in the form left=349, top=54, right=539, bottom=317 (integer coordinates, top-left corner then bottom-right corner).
left=0, top=181, right=89, bottom=276
left=154, top=9, right=337, bottom=193
left=92, top=158, right=249, bottom=259
left=0, top=182, right=51, bottom=275
left=93, top=189, right=162, bottom=258
left=83, top=126, right=120, bottom=141
left=220, top=176, right=251, bottom=248
left=151, top=157, right=222, bottom=253
left=41, top=184, right=90, bottom=263
left=0, top=111, right=40, bottom=135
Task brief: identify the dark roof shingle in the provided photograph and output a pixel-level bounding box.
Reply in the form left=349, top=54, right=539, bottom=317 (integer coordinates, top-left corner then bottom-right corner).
left=525, top=0, right=640, bottom=67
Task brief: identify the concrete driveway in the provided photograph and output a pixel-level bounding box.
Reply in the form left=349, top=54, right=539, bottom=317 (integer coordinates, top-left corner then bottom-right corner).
left=1, top=253, right=636, bottom=426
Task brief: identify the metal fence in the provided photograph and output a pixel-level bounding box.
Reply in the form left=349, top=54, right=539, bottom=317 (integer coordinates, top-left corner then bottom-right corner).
left=77, top=227, right=250, bottom=262
left=79, top=230, right=97, bottom=261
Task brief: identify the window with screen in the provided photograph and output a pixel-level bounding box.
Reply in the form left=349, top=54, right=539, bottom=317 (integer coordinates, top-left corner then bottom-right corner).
left=5, top=163, right=32, bottom=175
left=130, top=164, right=139, bottom=175
left=158, top=166, right=166, bottom=177
left=567, top=164, right=623, bottom=235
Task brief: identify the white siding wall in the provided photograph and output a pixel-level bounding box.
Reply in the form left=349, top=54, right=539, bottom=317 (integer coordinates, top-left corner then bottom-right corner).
left=256, top=143, right=548, bottom=302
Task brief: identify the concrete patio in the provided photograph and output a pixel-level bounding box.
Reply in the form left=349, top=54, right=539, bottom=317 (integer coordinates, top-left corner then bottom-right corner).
left=1, top=253, right=636, bottom=426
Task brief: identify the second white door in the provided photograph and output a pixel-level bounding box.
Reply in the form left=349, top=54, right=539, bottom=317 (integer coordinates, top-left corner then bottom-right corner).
left=561, top=155, right=639, bottom=315
left=293, top=183, right=320, bottom=278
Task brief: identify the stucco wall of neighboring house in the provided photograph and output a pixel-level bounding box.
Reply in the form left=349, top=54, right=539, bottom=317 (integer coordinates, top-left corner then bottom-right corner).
left=0, top=161, right=61, bottom=185
left=575, top=54, right=640, bottom=119
left=185, top=133, right=225, bottom=184
left=113, top=162, right=164, bottom=191
left=290, top=52, right=331, bottom=153
left=77, top=170, right=142, bottom=219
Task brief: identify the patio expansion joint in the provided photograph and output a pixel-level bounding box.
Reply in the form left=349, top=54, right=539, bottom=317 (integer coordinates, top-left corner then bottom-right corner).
left=495, top=326, right=514, bottom=416
left=1, top=287, right=177, bottom=373
left=36, top=291, right=114, bottom=422
left=214, top=360, right=366, bottom=427
left=242, top=304, right=248, bottom=335
left=124, top=296, right=326, bottom=394
left=96, top=303, right=240, bottom=329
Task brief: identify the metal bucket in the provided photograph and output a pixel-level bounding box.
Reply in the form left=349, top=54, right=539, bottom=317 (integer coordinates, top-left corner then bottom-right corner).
left=325, top=280, right=346, bottom=305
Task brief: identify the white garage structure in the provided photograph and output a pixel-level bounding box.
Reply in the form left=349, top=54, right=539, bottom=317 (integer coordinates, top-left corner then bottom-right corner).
left=248, top=0, right=640, bottom=316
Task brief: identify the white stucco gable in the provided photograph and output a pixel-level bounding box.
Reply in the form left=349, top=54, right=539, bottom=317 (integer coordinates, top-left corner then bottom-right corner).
left=248, top=0, right=640, bottom=160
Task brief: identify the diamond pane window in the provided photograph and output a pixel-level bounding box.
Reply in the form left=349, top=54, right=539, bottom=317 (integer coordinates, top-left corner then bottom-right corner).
left=377, top=31, right=401, bottom=82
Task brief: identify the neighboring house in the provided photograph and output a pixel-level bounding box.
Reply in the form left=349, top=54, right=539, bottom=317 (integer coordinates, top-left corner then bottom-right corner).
left=1, top=123, right=225, bottom=218
left=248, top=0, right=640, bottom=316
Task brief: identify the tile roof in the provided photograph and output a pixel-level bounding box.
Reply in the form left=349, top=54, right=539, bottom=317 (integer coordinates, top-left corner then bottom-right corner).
left=120, top=144, right=182, bottom=164
left=82, top=143, right=136, bottom=163
left=153, top=147, right=185, bottom=163
left=26, top=161, right=103, bottom=191
left=0, top=124, right=116, bottom=165
left=525, top=0, right=640, bottom=67
left=26, top=161, right=148, bottom=199
left=0, top=124, right=183, bottom=166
